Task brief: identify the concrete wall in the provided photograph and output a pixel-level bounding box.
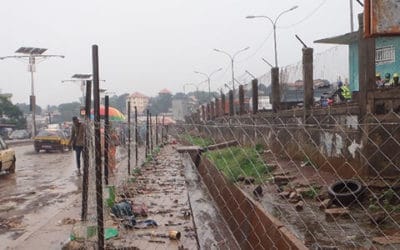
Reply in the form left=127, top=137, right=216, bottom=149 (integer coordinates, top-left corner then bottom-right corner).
left=205, top=105, right=364, bottom=178
left=183, top=101, right=400, bottom=179
left=197, top=156, right=307, bottom=249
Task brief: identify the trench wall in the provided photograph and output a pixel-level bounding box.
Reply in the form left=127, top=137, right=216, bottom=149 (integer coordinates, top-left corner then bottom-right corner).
left=194, top=155, right=307, bottom=249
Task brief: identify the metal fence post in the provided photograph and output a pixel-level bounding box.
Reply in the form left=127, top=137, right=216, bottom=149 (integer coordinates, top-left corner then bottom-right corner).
left=92, top=44, right=104, bottom=250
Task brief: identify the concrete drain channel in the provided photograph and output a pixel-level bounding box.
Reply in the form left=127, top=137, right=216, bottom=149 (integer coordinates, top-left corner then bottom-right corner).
left=179, top=146, right=307, bottom=250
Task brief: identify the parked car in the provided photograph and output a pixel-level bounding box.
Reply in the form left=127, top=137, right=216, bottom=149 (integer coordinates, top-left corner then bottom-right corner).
left=9, top=129, right=30, bottom=140
left=34, top=129, right=71, bottom=153
left=0, top=136, right=16, bottom=173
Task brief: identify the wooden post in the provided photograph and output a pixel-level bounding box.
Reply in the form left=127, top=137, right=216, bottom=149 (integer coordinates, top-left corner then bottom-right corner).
left=303, top=47, right=314, bottom=112
left=221, top=92, right=226, bottom=115
left=215, top=98, right=220, bottom=117
left=210, top=101, right=215, bottom=120
left=239, top=85, right=244, bottom=115
left=252, top=79, right=258, bottom=114
left=127, top=101, right=131, bottom=174
left=150, top=113, right=153, bottom=152
left=201, top=105, right=205, bottom=121
left=229, top=90, right=234, bottom=116
left=134, top=106, right=138, bottom=166
left=358, top=13, right=375, bottom=116
left=145, top=109, right=149, bottom=157
left=82, top=80, right=91, bottom=222
left=162, top=115, right=165, bottom=143
left=206, top=103, right=210, bottom=121
left=155, top=114, right=159, bottom=146
left=92, top=45, right=104, bottom=250
left=104, top=96, right=109, bottom=185
left=271, top=67, right=280, bottom=112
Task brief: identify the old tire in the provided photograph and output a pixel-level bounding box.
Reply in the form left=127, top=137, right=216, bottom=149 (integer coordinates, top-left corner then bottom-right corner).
left=328, top=179, right=363, bottom=206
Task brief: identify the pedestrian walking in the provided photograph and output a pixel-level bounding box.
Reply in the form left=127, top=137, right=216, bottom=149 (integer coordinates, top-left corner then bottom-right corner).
left=69, top=116, right=85, bottom=175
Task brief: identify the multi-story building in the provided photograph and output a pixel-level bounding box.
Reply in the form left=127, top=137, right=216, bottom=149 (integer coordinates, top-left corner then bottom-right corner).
left=127, top=92, right=149, bottom=115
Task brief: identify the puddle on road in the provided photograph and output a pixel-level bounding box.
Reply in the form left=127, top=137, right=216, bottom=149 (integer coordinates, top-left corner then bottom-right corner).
left=0, top=145, right=80, bottom=247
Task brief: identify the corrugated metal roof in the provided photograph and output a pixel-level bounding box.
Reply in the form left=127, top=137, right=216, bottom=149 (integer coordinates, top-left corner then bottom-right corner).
left=314, top=32, right=358, bottom=45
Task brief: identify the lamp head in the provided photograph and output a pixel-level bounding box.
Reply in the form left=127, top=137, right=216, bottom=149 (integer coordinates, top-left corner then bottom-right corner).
left=290, top=5, right=299, bottom=11
left=246, top=15, right=256, bottom=19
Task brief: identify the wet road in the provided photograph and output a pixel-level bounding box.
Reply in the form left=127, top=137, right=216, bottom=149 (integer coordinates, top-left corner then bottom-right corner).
left=0, top=144, right=80, bottom=248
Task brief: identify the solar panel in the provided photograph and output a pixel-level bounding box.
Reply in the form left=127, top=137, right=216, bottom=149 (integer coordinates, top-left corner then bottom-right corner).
left=72, top=74, right=92, bottom=79
left=15, top=47, right=47, bottom=55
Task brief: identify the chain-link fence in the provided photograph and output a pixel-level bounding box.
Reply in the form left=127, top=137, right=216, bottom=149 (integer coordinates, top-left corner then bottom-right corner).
left=172, top=101, right=400, bottom=249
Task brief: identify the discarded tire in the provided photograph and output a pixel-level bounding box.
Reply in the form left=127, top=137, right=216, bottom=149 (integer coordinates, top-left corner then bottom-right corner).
left=328, top=179, right=364, bottom=206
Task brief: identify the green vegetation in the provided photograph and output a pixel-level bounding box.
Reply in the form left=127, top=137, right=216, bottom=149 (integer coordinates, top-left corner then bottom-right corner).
left=368, top=189, right=400, bottom=214
left=0, top=96, right=26, bottom=129
left=183, top=134, right=214, bottom=147
left=205, top=146, right=271, bottom=183
left=303, top=186, right=321, bottom=199
left=132, top=167, right=142, bottom=175
left=255, top=143, right=264, bottom=154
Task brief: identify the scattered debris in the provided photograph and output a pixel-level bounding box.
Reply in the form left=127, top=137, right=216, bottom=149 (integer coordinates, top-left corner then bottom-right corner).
left=105, top=228, right=119, bottom=240
left=168, top=230, right=181, bottom=240
left=134, top=219, right=158, bottom=229
left=60, top=218, right=78, bottom=225
left=278, top=191, right=291, bottom=199
left=295, top=201, right=304, bottom=211
left=319, top=199, right=333, bottom=210
left=244, top=177, right=255, bottom=185
left=253, top=185, right=263, bottom=197
left=132, top=203, right=148, bottom=217
left=274, top=175, right=295, bottom=186
left=370, top=212, right=387, bottom=225
left=236, top=175, right=245, bottom=182
left=325, top=207, right=350, bottom=221
left=373, top=235, right=400, bottom=245
left=111, top=200, right=133, bottom=218
left=148, top=240, right=166, bottom=244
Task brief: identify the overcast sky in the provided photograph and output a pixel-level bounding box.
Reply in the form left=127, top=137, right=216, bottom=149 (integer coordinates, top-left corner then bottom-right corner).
left=0, top=0, right=363, bottom=107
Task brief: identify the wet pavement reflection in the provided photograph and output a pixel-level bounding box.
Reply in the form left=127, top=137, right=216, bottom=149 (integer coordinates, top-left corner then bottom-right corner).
left=0, top=144, right=80, bottom=247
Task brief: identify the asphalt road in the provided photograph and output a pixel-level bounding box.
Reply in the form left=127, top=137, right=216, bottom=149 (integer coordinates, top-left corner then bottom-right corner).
left=0, top=144, right=81, bottom=249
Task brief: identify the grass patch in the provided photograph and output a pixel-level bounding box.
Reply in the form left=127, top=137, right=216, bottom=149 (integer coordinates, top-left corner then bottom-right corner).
left=204, top=146, right=271, bottom=183
left=303, top=186, right=321, bottom=199
left=182, top=134, right=214, bottom=147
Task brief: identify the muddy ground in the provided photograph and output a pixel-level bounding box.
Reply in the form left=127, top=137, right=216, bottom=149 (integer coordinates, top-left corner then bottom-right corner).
left=91, top=144, right=239, bottom=249
left=0, top=144, right=81, bottom=249
left=1, top=142, right=239, bottom=249
left=238, top=152, right=400, bottom=250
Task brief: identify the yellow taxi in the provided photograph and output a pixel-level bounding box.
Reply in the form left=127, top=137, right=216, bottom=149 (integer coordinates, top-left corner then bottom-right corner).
left=0, top=136, right=16, bottom=173
left=34, top=129, right=71, bottom=153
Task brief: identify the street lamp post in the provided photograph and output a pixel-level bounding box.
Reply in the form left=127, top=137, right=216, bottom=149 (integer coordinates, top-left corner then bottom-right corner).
left=246, top=6, right=298, bottom=67
left=194, top=68, right=222, bottom=101
left=183, top=81, right=207, bottom=105
left=62, top=74, right=106, bottom=106
left=214, top=47, right=250, bottom=114
left=0, top=47, right=64, bottom=137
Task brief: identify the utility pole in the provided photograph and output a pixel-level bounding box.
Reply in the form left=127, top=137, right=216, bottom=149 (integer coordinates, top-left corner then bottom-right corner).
left=350, top=0, right=354, bottom=32
left=0, top=47, right=64, bottom=137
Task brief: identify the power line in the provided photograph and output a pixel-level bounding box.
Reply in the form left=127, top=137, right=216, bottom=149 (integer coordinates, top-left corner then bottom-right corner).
left=278, top=0, right=328, bottom=29
left=238, top=30, right=273, bottom=63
